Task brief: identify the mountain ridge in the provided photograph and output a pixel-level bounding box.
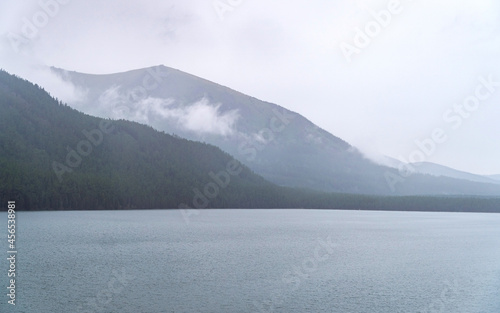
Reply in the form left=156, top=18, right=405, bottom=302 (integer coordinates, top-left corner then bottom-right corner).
left=51, top=65, right=500, bottom=196
left=410, top=162, right=500, bottom=185
left=380, top=157, right=500, bottom=185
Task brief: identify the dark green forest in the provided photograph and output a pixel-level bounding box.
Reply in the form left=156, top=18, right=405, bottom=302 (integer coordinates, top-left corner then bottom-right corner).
left=1, top=69, right=499, bottom=213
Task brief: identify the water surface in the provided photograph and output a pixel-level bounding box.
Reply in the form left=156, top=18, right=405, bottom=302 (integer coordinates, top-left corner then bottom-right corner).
left=1, top=209, right=500, bottom=312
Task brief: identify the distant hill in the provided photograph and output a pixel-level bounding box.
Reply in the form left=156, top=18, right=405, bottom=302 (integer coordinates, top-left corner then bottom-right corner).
left=377, top=157, right=500, bottom=185
left=52, top=65, right=500, bottom=196
left=410, top=162, right=500, bottom=185
left=487, top=174, right=500, bottom=182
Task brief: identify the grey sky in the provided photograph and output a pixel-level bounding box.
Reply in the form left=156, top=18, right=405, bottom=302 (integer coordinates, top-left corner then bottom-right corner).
left=1, top=0, right=499, bottom=175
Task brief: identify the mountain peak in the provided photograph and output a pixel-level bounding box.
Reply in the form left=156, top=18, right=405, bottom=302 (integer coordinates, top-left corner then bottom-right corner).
left=48, top=66, right=500, bottom=196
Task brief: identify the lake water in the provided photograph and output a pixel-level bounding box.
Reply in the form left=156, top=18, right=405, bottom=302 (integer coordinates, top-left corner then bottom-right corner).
left=1, top=209, right=500, bottom=313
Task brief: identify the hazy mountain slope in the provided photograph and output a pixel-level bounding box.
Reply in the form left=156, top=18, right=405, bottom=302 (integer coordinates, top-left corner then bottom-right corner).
left=52, top=65, right=500, bottom=196
left=53, top=65, right=367, bottom=191
left=487, top=175, right=500, bottom=182
left=410, top=162, right=500, bottom=185
left=377, top=157, right=500, bottom=186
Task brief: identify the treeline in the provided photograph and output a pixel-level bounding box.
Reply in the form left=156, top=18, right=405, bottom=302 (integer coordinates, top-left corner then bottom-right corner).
left=0, top=69, right=499, bottom=213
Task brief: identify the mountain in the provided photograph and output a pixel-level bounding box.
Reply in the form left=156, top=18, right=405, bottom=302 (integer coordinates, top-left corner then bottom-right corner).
left=52, top=65, right=500, bottom=196
left=409, top=162, right=500, bottom=185
left=52, top=65, right=374, bottom=193
left=487, top=175, right=500, bottom=182
left=381, top=158, right=500, bottom=185
left=1, top=69, right=500, bottom=213
left=0, top=69, right=293, bottom=210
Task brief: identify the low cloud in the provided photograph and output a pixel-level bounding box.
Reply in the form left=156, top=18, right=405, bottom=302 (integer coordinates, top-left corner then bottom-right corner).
left=97, top=85, right=134, bottom=119
left=0, top=60, right=88, bottom=105
left=144, top=97, right=239, bottom=136
left=97, top=88, right=239, bottom=136
left=47, top=68, right=88, bottom=104
left=0, top=45, right=88, bottom=105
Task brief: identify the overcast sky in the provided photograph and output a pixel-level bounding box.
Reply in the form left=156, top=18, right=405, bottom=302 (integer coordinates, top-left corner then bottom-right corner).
left=1, top=0, right=499, bottom=175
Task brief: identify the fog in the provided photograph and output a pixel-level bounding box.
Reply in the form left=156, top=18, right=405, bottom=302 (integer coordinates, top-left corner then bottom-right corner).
left=1, top=0, right=499, bottom=174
